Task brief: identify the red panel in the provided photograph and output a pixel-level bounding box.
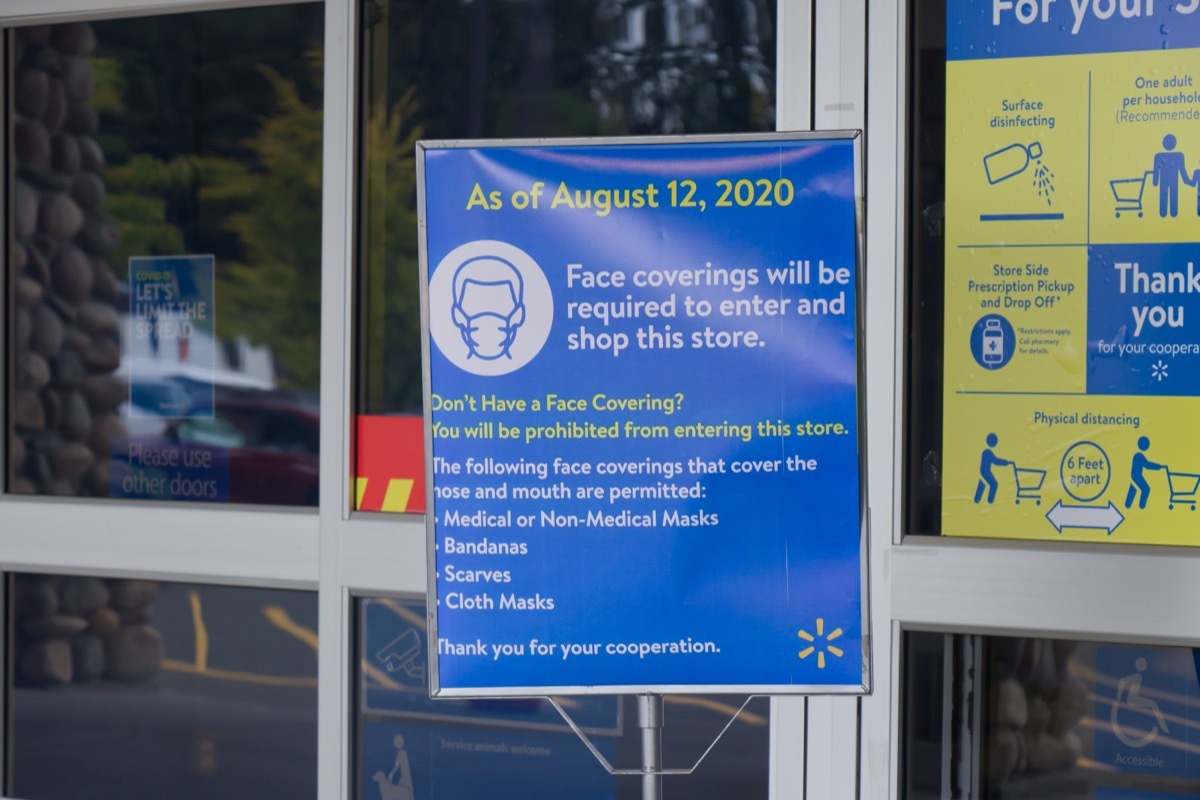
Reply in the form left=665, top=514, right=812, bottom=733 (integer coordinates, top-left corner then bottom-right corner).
left=355, top=415, right=426, bottom=513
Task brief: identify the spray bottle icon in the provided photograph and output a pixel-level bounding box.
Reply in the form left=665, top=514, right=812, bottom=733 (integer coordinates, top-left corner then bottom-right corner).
left=984, top=142, right=1044, bottom=185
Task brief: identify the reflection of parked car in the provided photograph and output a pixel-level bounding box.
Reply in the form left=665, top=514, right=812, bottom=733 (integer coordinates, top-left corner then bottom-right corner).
left=120, top=378, right=196, bottom=437
left=141, top=394, right=319, bottom=506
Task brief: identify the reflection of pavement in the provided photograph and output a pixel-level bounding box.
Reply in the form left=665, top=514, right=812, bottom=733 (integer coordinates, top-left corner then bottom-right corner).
left=154, top=584, right=318, bottom=690
left=11, top=584, right=318, bottom=798
left=12, top=684, right=317, bottom=800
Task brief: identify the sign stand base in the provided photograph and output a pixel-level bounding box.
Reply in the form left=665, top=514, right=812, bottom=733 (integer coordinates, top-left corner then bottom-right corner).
left=547, top=694, right=756, bottom=796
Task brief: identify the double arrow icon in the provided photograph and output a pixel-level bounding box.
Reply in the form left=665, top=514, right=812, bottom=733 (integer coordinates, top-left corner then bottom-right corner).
left=1045, top=500, right=1125, bottom=535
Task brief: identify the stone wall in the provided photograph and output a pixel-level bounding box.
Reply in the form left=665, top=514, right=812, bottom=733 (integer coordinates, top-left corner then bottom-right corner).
left=14, top=575, right=164, bottom=685
left=11, top=22, right=125, bottom=498
left=988, top=638, right=1089, bottom=785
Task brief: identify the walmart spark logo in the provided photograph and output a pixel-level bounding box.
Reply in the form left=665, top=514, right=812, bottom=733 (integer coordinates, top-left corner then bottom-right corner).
left=798, top=618, right=844, bottom=669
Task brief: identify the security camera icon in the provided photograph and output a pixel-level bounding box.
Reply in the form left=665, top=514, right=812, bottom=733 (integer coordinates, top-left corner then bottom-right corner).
left=375, top=629, right=425, bottom=681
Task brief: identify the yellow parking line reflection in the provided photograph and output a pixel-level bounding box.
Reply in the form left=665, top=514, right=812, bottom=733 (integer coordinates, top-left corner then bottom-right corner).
left=190, top=590, right=209, bottom=671
left=379, top=598, right=426, bottom=630
left=162, top=659, right=317, bottom=688
left=263, top=605, right=319, bottom=654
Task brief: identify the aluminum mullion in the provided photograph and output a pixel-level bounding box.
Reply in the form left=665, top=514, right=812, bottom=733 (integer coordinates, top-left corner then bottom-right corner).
left=776, top=0, right=813, bottom=132
left=0, top=501, right=318, bottom=586
left=859, top=0, right=906, bottom=794
left=805, top=696, right=860, bottom=798
left=317, top=0, right=357, bottom=797
left=770, top=696, right=807, bottom=799
left=811, top=0, right=868, bottom=796
left=893, top=541, right=1200, bottom=645
left=814, top=0, right=865, bottom=131
left=339, top=514, right=425, bottom=595
left=771, top=3, right=814, bottom=793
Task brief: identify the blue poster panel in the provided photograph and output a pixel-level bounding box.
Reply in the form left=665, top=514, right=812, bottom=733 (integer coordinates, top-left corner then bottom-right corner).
left=128, top=254, right=216, bottom=415
left=419, top=135, right=867, bottom=695
left=1093, top=645, right=1200, bottom=781
left=112, top=255, right=229, bottom=501
left=362, top=719, right=614, bottom=800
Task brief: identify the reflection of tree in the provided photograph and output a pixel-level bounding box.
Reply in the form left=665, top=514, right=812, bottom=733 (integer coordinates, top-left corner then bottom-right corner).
left=361, top=89, right=423, bottom=412
left=104, top=154, right=191, bottom=269
left=199, top=59, right=324, bottom=389
left=97, top=58, right=324, bottom=389
left=91, top=7, right=324, bottom=390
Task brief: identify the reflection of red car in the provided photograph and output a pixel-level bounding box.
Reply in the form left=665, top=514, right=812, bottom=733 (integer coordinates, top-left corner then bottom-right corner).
left=163, top=395, right=320, bottom=506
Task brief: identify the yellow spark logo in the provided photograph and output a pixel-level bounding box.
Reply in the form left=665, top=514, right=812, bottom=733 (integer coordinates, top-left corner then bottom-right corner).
left=797, top=618, right=844, bottom=669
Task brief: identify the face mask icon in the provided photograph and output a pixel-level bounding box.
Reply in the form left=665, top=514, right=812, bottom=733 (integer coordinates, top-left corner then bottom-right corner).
left=450, top=256, right=527, bottom=361
left=428, top=239, right=552, bottom=376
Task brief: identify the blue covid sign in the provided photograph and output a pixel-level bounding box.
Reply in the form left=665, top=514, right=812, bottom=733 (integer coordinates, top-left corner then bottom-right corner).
left=419, top=135, right=867, bottom=695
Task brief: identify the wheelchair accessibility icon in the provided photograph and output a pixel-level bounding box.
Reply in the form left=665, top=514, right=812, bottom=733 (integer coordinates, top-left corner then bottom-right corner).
left=1111, top=657, right=1171, bottom=748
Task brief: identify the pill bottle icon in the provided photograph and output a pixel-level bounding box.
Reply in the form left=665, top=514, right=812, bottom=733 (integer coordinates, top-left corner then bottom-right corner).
left=984, top=142, right=1043, bottom=185
left=982, top=318, right=1005, bottom=365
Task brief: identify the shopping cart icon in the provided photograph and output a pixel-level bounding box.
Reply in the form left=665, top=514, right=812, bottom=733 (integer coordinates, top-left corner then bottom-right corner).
left=1013, top=465, right=1046, bottom=505
left=1110, top=171, right=1153, bottom=218
left=1167, top=469, right=1200, bottom=511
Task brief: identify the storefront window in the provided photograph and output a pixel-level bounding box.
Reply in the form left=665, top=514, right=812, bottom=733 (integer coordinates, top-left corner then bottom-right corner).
left=7, top=5, right=323, bottom=507
left=356, top=596, right=769, bottom=798
left=354, top=0, right=777, bottom=512
left=9, top=573, right=318, bottom=799
left=906, top=1, right=1200, bottom=544
left=904, top=631, right=1200, bottom=798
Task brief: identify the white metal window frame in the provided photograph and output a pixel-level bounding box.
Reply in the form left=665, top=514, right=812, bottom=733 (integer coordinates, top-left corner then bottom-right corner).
left=0, top=0, right=819, bottom=798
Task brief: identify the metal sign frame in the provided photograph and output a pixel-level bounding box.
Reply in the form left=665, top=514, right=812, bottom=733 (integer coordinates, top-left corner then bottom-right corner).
left=417, top=131, right=871, bottom=698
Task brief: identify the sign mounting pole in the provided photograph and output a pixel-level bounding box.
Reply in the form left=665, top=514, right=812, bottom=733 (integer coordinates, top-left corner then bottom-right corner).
left=639, top=694, right=663, bottom=800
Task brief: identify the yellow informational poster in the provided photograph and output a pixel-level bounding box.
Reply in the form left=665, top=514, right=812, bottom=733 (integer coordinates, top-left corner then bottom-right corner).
left=943, top=3, right=1200, bottom=544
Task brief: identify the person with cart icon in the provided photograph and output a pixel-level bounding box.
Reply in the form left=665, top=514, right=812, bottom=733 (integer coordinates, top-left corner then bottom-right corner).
left=975, top=433, right=1013, bottom=505
left=1125, top=436, right=1165, bottom=510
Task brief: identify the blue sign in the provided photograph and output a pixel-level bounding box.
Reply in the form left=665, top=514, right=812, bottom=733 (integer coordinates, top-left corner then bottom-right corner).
left=128, top=254, right=217, bottom=413
left=362, top=719, right=614, bottom=800
left=947, top=2, right=1200, bottom=61
left=108, top=435, right=231, bottom=502
left=1096, top=790, right=1195, bottom=800
left=1099, top=786, right=1200, bottom=800
left=1094, top=645, right=1200, bottom=780
left=419, top=135, right=867, bottom=694
left=1088, top=244, right=1200, bottom=396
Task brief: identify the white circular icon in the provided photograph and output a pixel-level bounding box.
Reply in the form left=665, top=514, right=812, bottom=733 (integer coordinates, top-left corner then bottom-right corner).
left=428, top=240, right=553, bottom=376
